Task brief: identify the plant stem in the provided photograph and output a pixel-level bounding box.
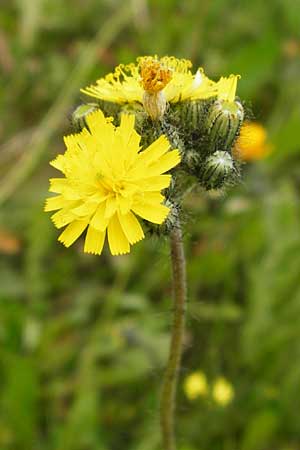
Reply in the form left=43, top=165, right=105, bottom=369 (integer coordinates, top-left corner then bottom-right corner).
left=160, top=223, right=187, bottom=450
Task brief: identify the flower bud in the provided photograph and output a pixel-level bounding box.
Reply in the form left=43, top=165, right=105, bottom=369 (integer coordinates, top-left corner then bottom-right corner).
left=177, top=100, right=207, bottom=131
left=183, top=149, right=201, bottom=170
left=205, top=99, right=244, bottom=152
left=72, top=103, right=99, bottom=131
left=198, top=150, right=236, bottom=190
left=139, top=117, right=184, bottom=155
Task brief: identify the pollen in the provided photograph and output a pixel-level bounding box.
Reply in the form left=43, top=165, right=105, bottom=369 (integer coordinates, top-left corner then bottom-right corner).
left=139, top=57, right=172, bottom=93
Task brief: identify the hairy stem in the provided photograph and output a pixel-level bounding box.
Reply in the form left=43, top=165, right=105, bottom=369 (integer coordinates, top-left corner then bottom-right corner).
left=160, top=223, right=187, bottom=450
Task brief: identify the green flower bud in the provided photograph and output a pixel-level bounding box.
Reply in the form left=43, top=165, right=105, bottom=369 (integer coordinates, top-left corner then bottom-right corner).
left=198, top=150, right=236, bottom=190
left=179, top=100, right=208, bottom=131
left=205, top=99, right=244, bottom=152
left=140, top=117, right=184, bottom=155
left=182, top=149, right=201, bottom=172
left=72, top=103, right=99, bottom=131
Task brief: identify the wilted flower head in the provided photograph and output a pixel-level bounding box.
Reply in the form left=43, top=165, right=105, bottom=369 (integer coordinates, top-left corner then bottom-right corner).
left=45, top=110, right=180, bottom=255
left=81, top=55, right=225, bottom=105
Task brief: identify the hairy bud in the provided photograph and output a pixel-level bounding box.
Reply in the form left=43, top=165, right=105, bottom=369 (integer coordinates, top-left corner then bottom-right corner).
left=139, top=117, right=184, bottom=156
left=198, top=150, right=236, bottom=190
left=179, top=100, right=207, bottom=131
left=72, top=103, right=99, bottom=131
left=205, top=99, right=244, bottom=152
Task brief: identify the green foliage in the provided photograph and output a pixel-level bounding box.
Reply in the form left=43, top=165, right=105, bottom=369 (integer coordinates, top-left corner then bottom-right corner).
left=1, top=0, right=300, bottom=449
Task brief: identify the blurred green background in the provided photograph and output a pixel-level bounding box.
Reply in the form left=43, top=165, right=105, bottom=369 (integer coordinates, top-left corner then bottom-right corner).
left=1, top=1, right=300, bottom=449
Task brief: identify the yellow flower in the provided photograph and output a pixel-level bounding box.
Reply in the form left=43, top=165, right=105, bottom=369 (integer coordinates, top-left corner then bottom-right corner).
left=212, top=377, right=234, bottom=406
left=45, top=110, right=180, bottom=256
left=183, top=371, right=208, bottom=400
left=234, top=121, right=272, bottom=161
left=81, top=56, right=221, bottom=105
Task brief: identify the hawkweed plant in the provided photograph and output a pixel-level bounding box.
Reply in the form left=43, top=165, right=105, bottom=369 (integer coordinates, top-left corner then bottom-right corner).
left=45, top=55, right=246, bottom=450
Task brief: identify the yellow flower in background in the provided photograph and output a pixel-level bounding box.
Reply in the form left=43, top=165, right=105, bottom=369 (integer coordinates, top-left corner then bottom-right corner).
left=234, top=121, right=272, bottom=161
left=81, top=56, right=227, bottom=105
left=45, top=110, right=180, bottom=256
left=212, top=377, right=234, bottom=406
left=184, top=371, right=208, bottom=400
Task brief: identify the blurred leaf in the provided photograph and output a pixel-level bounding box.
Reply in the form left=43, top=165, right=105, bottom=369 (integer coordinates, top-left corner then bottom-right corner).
left=242, top=409, right=279, bottom=450
left=0, top=355, right=38, bottom=449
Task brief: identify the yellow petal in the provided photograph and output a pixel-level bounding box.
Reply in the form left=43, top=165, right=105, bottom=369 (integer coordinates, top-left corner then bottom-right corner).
left=45, top=195, right=70, bottom=212
left=142, top=192, right=165, bottom=203
left=63, top=133, right=82, bottom=152
left=138, top=135, right=170, bottom=164
left=118, top=211, right=144, bottom=244
left=107, top=133, right=126, bottom=176
left=49, top=178, right=68, bottom=194
left=80, top=63, right=143, bottom=104
left=50, top=155, right=65, bottom=172
left=71, top=201, right=98, bottom=217
left=107, top=214, right=130, bottom=255
left=58, top=220, right=88, bottom=247
left=138, top=175, right=171, bottom=191
left=147, top=150, right=181, bottom=175
left=119, top=114, right=135, bottom=143
left=51, top=209, right=77, bottom=229
left=217, top=74, right=240, bottom=102
left=118, top=195, right=132, bottom=215
left=49, top=179, right=84, bottom=201
left=90, top=202, right=108, bottom=231
left=132, top=202, right=169, bottom=224
left=84, top=225, right=106, bottom=255
left=128, top=145, right=178, bottom=181
left=84, top=109, right=107, bottom=134
left=105, top=196, right=117, bottom=219
left=119, top=114, right=141, bottom=168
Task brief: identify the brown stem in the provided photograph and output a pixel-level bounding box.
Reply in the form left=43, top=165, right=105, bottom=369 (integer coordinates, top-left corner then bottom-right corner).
left=160, top=223, right=187, bottom=450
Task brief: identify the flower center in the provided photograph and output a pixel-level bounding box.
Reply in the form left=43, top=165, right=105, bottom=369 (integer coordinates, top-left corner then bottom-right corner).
left=139, top=57, right=172, bottom=93
left=98, top=174, right=137, bottom=200
left=112, top=181, right=126, bottom=194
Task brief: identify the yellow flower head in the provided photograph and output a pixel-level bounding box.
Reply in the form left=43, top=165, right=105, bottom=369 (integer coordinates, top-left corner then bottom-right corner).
left=183, top=371, right=208, bottom=401
left=45, top=110, right=181, bottom=256
left=212, top=377, right=234, bottom=406
left=81, top=55, right=220, bottom=104
left=234, top=121, right=272, bottom=161
left=216, top=74, right=240, bottom=103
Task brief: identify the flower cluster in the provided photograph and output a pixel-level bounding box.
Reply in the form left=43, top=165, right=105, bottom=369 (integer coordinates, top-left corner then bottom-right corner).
left=46, top=55, right=248, bottom=255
